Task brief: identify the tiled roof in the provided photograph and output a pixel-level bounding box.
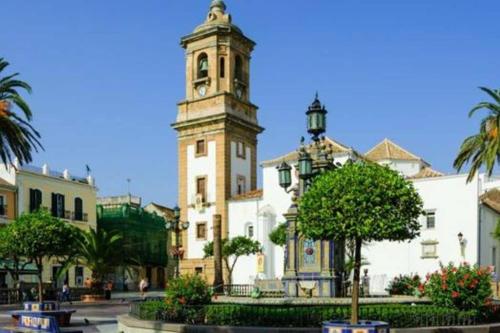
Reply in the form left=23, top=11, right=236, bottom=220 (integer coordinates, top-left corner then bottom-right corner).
left=261, top=137, right=356, bottom=166
left=365, top=138, right=422, bottom=162
left=408, top=167, right=444, bottom=179
left=480, top=189, right=500, bottom=214
left=230, top=189, right=263, bottom=201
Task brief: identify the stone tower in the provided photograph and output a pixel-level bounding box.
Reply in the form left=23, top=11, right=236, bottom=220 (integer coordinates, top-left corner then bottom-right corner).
left=172, top=0, right=264, bottom=278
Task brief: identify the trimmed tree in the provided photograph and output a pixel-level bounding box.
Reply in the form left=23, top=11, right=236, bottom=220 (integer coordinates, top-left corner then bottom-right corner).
left=8, top=210, right=80, bottom=301
left=203, top=236, right=261, bottom=286
left=297, top=162, right=423, bottom=324
left=269, top=222, right=287, bottom=247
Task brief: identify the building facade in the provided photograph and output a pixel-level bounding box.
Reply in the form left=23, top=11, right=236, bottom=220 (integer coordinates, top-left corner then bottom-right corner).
left=97, top=195, right=168, bottom=290
left=172, top=0, right=264, bottom=280
left=0, top=162, right=97, bottom=288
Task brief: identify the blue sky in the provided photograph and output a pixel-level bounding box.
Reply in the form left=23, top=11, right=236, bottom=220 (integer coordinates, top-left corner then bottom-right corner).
left=2, top=0, right=499, bottom=206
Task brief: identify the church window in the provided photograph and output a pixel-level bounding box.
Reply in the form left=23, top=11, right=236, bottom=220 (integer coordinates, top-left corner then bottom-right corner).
left=247, top=225, right=254, bottom=238
left=198, top=53, right=209, bottom=79
left=196, top=139, right=206, bottom=157
left=196, top=222, right=207, bottom=240
left=236, top=141, right=246, bottom=159
left=220, top=57, right=225, bottom=78
left=196, top=177, right=207, bottom=203
left=425, top=211, right=435, bottom=229
left=237, top=175, right=246, bottom=195
left=234, top=55, right=243, bottom=81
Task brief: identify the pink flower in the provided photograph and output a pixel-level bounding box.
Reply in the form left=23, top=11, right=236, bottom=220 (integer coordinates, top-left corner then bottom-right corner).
left=451, top=291, right=460, bottom=298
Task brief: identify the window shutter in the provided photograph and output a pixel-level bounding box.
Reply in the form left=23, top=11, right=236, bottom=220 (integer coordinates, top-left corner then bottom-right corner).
left=51, top=193, right=57, bottom=216
left=29, top=189, right=35, bottom=212
left=61, top=195, right=65, bottom=216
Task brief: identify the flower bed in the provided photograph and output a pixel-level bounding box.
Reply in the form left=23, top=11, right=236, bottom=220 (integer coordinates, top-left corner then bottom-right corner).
left=131, top=301, right=485, bottom=328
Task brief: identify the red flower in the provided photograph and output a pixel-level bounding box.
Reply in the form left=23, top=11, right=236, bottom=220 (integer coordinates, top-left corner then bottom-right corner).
left=452, top=267, right=458, bottom=273
left=458, top=280, right=465, bottom=288
left=178, top=297, right=187, bottom=305
left=451, top=291, right=460, bottom=298
left=425, top=273, right=431, bottom=281
left=418, top=284, right=425, bottom=293
left=442, top=283, right=448, bottom=290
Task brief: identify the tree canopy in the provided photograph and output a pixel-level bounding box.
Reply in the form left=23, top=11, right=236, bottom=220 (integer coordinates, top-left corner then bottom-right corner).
left=5, top=210, right=80, bottom=301
left=0, top=58, right=42, bottom=165
left=204, top=236, right=262, bottom=285
left=298, top=162, right=423, bottom=243
left=269, top=222, right=287, bottom=247
left=297, top=162, right=423, bottom=324
left=454, top=87, right=500, bottom=182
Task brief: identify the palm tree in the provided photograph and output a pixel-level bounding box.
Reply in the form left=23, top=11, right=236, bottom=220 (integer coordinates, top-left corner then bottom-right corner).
left=68, top=228, right=123, bottom=293
left=454, top=87, right=500, bottom=182
left=0, top=58, right=42, bottom=165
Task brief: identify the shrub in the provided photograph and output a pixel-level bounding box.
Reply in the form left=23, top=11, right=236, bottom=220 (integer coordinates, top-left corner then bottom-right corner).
left=386, top=274, right=421, bottom=296
left=135, top=301, right=483, bottom=328
left=424, top=262, right=493, bottom=311
left=164, top=275, right=212, bottom=323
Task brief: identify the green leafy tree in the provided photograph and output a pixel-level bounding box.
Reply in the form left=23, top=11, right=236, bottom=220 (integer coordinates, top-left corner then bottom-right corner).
left=454, top=87, right=500, bottom=182
left=204, top=236, right=262, bottom=285
left=297, top=162, right=423, bottom=324
left=0, top=58, right=42, bottom=165
left=7, top=210, right=80, bottom=301
left=269, top=222, right=287, bottom=247
left=64, top=228, right=123, bottom=293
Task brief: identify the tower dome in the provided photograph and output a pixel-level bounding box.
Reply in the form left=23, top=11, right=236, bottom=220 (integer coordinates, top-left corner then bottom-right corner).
left=193, top=0, right=241, bottom=34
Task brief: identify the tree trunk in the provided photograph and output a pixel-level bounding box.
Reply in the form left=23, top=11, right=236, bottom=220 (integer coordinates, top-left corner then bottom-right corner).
left=37, top=272, right=43, bottom=302
left=212, top=214, right=223, bottom=293
left=350, top=238, right=362, bottom=324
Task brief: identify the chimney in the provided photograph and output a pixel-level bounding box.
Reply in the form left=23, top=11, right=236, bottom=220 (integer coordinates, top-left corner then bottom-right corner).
left=63, top=169, right=70, bottom=180
left=42, top=164, right=49, bottom=175
left=87, top=175, right=94, bottom=186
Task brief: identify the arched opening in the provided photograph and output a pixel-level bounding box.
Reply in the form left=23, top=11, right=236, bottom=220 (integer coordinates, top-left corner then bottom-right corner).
left=197, top=53, right=209, bottom=79
left=234, top=55, right=243, bottom=81
left=220, top=57, right=225, bottom=78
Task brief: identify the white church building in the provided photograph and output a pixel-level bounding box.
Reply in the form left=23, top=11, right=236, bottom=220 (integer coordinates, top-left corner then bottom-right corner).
left=173, top=1, right=500, bottom=294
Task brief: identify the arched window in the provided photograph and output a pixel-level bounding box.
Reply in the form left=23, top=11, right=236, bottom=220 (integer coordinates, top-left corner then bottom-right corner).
left=198, top=53, right=209, bottom=79
left=220, top=57, right=225, bottom=78
left=234, top=55, right=243, bottom=81
left=74, top=197, right=83, bottom=221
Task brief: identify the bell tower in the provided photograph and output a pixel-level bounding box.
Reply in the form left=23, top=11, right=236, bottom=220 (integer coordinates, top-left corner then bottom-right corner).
left=172, top=0, right=264, bottom=278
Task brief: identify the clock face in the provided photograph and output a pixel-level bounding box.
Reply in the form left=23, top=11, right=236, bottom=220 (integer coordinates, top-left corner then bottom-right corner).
left=198, top=85, right=207, bottom=97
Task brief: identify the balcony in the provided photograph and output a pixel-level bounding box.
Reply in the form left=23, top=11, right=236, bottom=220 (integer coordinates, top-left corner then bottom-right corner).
left=60, top=210, right=88, bottom=223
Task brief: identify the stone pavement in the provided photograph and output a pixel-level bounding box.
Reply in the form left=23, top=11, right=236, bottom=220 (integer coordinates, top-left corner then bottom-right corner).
left=0, top=291, right=166, bottom=333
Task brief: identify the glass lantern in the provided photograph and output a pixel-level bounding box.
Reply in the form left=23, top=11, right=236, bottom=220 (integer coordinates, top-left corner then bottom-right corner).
left=298, top=150, right=313, bottom=179
left=277, top=161, right=292, bottom=190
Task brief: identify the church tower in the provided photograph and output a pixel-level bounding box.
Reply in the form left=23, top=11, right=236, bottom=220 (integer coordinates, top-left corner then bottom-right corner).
left=172, top=0, right=264, bottom=277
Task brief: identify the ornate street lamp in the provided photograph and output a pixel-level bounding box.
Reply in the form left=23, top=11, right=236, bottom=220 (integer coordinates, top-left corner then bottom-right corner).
left=277, top=161, right=292, bottom=190
left=306, top=93, right=328, bottom=141
left=165, top=206, right=190, bottom=278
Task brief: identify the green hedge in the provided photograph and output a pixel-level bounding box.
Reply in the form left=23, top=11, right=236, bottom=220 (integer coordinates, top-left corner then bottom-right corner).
left=133, top=301, right=482, bottom=328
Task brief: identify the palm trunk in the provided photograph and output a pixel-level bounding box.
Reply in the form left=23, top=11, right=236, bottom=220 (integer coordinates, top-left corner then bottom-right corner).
left=350, top=238, right=362, bottom=324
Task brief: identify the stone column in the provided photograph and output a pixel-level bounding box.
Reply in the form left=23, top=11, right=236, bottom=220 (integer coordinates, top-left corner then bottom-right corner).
left=283, top=205, right=298, bottom=296
left=213, top=214, right=224, bottom=292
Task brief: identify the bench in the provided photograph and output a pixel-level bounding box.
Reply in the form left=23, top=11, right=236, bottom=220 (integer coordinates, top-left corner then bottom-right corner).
left=0, top=314, right=82, bottom=333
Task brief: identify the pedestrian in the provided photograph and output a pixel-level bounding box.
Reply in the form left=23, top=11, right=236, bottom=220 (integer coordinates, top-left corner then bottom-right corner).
left=84, top=277, right=91, bottom=289
left=139, top=278, right=148, bottom=298
left=62, top=281, right=72, bottom=304
left=105, top=280, right=113, bottom=300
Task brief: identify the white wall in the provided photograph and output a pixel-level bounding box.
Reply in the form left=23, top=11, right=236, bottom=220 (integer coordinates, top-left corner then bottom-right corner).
left=364, top=174, right=480, bottom=282
left=377, top=159, right=423, bottom=177
left=479, top=205, right=500, bottom=271
left=186, top=140, right=217, bottom=259
left=230, top=142, right=251, bottom=196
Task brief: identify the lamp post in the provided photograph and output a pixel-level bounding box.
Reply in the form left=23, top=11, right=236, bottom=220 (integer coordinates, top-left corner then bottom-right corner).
left=165, top=206, right=190, bottom=278
left=277, top=94, right=344, bottom=297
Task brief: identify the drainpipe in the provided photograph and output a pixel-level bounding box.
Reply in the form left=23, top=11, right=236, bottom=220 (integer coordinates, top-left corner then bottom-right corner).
left=477, top=175, right=482, bottom=266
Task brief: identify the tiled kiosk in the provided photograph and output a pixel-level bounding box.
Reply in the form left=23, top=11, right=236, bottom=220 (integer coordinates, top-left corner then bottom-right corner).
left=0, top=313, right=82, bottom=333
left=10, top=302, right=76, bottom=328
left=322, top=320, right=390, bottom=333
left=282, top=205, right=345, bottom=297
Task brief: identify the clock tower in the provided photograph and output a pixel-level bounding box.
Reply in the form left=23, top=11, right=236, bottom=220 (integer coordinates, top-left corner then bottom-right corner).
left=172, top=0, right=264, bottom=278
